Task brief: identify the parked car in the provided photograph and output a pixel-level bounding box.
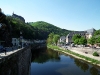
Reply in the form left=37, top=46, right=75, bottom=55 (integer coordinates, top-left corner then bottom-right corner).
left=66, top=43, right=69, bottom=45
left=71, top=43, right=75, bottom=47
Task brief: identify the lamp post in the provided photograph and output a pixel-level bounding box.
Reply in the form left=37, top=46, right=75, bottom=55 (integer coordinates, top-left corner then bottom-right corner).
left=20, top=31, right=23, bottom=48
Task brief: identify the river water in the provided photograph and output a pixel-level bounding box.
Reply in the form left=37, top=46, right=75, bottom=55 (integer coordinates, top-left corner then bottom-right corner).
left=31, top=48, right=100, bottom=75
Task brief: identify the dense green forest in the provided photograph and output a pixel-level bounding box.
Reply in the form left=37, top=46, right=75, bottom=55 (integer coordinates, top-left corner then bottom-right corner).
left=6, top=16, right=71, bottom=40
left=29, top=21, right=71, bottom=39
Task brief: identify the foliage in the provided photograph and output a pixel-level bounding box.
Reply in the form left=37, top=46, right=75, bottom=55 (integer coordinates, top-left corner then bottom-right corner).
left=90, top=29, right=100, bottom=46
left=29, top=21, right=71, bottom=38
left=79, top=37, right=87, bottom=45
left=93, top=52, right=99, bottom=56
left=6, top=16, right=71, bottom=40
left=94, top=29, right=100, bottom=36
left=72, top=34, right=81, bottom=42
left=88, top=37, right=96, bottom=45
left=72, top=34, right=87, bottom=45
left=47, top=33, right=54, bottom=44
left=74, top=39, right=80, bottom=45
left=7, top=16, right=35, bottom=39
left=47, top=33, right=60, bottom=45
left=53, top=34, right=60, bottom=45
left=95, top=36, right=100, bottom=43
left=48, top=33, right=54, bottom=39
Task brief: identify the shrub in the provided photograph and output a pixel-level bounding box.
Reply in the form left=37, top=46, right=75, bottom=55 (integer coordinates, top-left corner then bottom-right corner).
left=93, top=52, right=99, bottom=56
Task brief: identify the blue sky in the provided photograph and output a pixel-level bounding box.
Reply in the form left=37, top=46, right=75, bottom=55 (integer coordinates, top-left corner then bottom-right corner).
left=0, top=0, right=100, bottom=31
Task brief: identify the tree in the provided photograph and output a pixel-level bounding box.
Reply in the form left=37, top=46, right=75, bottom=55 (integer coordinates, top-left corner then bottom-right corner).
left=79, top=37, right=87, bottom=45
left=95, top=36, right=100, bottom=46
left=72, top=34, right=81, bottom=45
left=72, top=34, right=81, bottom=42
left=88, top=37, right=95, bottom=46
left=48, top=33, right=54, bottom=39
left=74, top=39, right=80, bottom=45
left=92, top=29, right=100, bottom=46
left=95, top=36, right=100, bottom=43
left=30, top=21, right=71, bottom=38
left=47, top=33, right=54, bottom=44
left=94, top=29, right=100, bottom=36
left=53, top=34, right=60, bottom=45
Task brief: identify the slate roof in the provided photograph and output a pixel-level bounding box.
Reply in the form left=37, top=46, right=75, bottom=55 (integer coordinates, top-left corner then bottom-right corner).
left=86, top=28, right=95, bottom=34
left=66, top=28, right=95, bottom=37
left=66, top=31, right=86, bottom=37
left=60, top=36, right=66, bottom=39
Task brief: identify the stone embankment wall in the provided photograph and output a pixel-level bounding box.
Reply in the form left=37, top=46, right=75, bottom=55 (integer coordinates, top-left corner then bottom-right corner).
left=0, top=46, right=31, bottom=75
left=31, top=43, right=47, bottom=51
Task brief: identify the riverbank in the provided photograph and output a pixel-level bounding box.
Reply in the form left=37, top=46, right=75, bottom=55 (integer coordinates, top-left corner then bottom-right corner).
left=48, top=45, right=100, bottom=67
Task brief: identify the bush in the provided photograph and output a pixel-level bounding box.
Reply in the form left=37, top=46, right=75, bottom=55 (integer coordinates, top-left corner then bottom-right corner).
left=93, top=52, right=99, bottom=56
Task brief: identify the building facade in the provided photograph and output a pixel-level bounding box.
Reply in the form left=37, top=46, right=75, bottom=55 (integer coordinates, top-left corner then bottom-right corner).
left=66, top=28, right=95, bottom=44
left=59, top=36, right=66, bottom=43
left=12, top=12, right=25, bottom=23
left=12, top=38, right=20, bottom=46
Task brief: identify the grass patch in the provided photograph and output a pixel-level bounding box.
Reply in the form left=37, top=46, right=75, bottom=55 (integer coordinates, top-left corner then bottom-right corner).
left=48, top=45, right=100, bottom=64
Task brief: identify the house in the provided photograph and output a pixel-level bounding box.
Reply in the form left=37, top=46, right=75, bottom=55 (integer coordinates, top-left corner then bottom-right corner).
left=85, top=28, right=95, bottom=39
left=12, top=38, right=20, bottom=46
left=12, top=38, right=28, bottom=47
left=66, top=28, right=95, bottom=44
left=66, top=31, right=86, bottom=44
left=58, top=36, right=66, bottom=46
left=59, top=36, right=66, bottom=43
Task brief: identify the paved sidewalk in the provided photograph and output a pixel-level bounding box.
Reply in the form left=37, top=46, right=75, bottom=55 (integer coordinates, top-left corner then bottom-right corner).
left=0, top=47, right=24, bottom=59
left=68, top=47, right=100, bottom=61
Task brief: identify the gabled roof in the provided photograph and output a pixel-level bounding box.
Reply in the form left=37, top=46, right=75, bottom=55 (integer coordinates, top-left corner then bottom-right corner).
left=86, top=28, right=95, bottom=33
left=60, top=36, right=66, bottom=39
left=66, top=31, right=86, bottom=37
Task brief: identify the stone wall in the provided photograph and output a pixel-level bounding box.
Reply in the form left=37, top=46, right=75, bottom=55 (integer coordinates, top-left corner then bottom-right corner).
left=0, top=47, right=31, bottom=75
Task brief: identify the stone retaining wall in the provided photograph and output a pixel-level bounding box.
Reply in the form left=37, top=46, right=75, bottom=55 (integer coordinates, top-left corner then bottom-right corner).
left=0, top=47, right=31, bottom=75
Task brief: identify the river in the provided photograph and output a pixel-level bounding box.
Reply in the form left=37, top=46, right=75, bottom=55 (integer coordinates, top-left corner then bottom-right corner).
left=31, top=48, right=100, bottom=75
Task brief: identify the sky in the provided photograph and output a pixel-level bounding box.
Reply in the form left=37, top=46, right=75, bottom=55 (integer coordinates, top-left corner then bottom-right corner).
left=0, top=0, right=100, bottom=31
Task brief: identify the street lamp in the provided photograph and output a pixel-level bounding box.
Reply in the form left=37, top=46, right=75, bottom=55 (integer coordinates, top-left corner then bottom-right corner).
left=20, top=31, right=23, bottom=48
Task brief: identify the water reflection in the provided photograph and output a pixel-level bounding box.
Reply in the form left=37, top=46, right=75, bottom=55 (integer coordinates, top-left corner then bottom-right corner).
left=74, top=59, right=89, bottom=72
left=74, top=59, right=100, bottom=75
left=31, top=49, right=100, bottom=75
left=90, top=67, right=99, bottom=75
left=31, top=48, right=60, bottom=63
